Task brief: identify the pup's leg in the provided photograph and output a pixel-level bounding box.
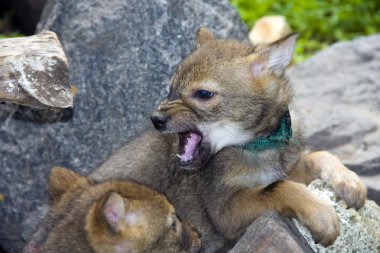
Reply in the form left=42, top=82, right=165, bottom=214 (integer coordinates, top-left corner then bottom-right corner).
left=287, top=151, right=367, bottom=209
left=212, top=180, right=339, bottom=246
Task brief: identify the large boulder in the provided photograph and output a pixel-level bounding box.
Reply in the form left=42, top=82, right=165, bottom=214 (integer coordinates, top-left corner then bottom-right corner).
left=289, top=35, right=380, bottom=204
left=291, top=35, right=380, bottom=168
left=0, top=0, right=247, bottom=252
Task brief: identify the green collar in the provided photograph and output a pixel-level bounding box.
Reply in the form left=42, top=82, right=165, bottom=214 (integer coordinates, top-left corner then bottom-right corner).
left=244, top=109, right=292, bottom=152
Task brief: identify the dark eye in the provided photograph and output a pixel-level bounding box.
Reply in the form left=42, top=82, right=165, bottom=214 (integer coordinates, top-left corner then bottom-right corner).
left=194, top=89, right=214, bottom=99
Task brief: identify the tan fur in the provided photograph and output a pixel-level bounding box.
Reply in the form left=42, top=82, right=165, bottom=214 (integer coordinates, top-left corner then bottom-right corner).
left=249, top=15, right=293, bottom=44
left=197, top=27, right=215, bottom=48
left=288, top=151, right=367, bottom=208
left=87, top=28, right=367, bottom=253
left=24, top=168, right=201, bottom=253
left=218, top=180, right=339, bottom=246
left=48, top=166, right=92, bottom=203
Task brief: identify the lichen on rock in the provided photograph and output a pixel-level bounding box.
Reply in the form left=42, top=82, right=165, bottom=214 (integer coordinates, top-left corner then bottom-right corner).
left=294, top=179, right=380, bottom=253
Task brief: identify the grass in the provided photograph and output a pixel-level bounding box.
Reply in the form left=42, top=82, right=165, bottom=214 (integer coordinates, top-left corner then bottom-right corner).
left=229, top=0, right=380, bottom=62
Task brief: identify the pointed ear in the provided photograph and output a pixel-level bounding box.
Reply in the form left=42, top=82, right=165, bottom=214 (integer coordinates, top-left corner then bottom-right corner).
left=251, top=33, right=297, bottom=76
left=48, top=166, right=91, bottom=201
left=102, top=192, right=126, bottom=232
left=196, top=27, right=215, bottom=48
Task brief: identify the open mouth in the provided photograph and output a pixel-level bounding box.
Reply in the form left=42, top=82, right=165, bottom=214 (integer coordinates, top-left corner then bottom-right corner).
left=176, top=131, right=202, bottom=166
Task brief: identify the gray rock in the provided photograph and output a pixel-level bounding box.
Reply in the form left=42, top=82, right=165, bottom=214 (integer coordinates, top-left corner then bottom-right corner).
left=294, top=180, right=380, bottom=253
left=229, top=212, right=314, bottom=253
left=290, top=35, right=380, bottom=173
left=0, top=0, right=247, bottom=252
left=289, top=35, right=380, bottom=204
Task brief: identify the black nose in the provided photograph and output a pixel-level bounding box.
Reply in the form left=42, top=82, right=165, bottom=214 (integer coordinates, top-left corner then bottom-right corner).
left=150, top=111, right=168, bottom=130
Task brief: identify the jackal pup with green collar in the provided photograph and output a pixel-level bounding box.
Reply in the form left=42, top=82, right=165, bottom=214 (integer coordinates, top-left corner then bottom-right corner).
left=92, top=28, right=367, bottom=252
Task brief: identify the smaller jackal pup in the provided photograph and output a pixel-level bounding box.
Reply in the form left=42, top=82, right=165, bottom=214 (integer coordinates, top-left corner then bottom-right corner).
left=24, top=167, right=201, bottom=253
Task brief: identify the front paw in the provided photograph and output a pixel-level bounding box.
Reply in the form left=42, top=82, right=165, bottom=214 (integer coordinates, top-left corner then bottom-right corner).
left=330, top=168, right=367, bottom=209
left=301, top=200, right=340, bottom=246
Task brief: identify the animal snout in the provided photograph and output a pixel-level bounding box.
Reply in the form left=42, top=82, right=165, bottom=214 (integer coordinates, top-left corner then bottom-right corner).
left=150, top=111, right=169, bottom=130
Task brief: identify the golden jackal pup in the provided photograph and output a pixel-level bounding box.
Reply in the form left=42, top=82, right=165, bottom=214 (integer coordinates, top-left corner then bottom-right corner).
left=24, top=167, right=201, bottom=253
left=92, top=28, right=367, bottom=253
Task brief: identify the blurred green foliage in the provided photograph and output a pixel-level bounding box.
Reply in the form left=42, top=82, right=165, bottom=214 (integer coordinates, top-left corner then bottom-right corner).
left=229, top=0, right=380, bottom=62
left=0, top=32, right=24, bottom=39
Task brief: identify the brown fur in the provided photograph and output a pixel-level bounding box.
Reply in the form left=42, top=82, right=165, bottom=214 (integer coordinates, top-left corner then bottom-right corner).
left=287, top=151, right=367, bottom=208
left=24, top=167, right=201, bottom=253
left=89, top=28, right=365, bottom=252
left=249, top=16, right=293, bottom=44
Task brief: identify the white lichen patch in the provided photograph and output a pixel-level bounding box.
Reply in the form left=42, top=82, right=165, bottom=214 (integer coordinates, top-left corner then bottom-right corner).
left=293, top=180, right=380, bottom=253
left=6, top=55, right=73, bottom=107
left=7, top=55, right=53, bottom=93
left=6, top=80, right=18, bottom=93
left=0, top=31, right=72, bottom=107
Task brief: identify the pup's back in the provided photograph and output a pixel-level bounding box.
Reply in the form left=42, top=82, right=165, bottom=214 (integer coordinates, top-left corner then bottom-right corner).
left=24, top=167, right=201, bottom=253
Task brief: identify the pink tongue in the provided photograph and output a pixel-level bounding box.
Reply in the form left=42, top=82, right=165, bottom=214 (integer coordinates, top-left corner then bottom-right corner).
left=178, top=133, right=201, bottom=162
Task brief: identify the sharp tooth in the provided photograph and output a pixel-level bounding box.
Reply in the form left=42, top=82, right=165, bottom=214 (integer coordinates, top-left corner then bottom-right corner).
left=176, top=154, right=181, bottom=158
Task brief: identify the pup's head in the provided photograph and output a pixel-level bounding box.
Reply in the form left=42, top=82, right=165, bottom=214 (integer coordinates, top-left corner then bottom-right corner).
left=38, top=167, right=201, bottom=253
left=86, top=190, right=201, bottom=253
left=151, top=28, right=296, bottom=170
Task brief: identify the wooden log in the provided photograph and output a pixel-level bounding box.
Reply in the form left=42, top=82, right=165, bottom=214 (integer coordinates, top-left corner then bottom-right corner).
left=0, top=31, right=73, bottom=108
